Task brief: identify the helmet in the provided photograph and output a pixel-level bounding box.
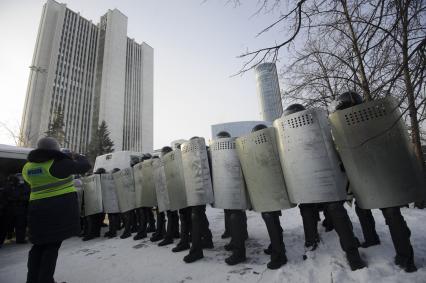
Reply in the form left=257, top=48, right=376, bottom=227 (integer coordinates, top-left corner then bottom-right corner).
left=37, top=137, right=60, bottom=151
left=112, top=168, right=120, bottom=173
left=190, top=136, right=199, bottom=141
left=216, top=131, right=231, bottom=139
left=94, top=168, right=106, bottom=174
left=283, top=104, right=306, bottom=116
left=161, top=146, right=173, bottom=154
left=251, top=124, right=267, bottom=133
left=331, top=91, right=363, bottom=112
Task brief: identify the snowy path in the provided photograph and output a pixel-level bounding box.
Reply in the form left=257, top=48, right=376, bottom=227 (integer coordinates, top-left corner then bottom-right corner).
left=1, top=206, right=425, bottom=283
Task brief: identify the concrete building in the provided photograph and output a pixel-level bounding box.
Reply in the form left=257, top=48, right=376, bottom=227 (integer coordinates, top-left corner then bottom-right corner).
left=254, top=63, right=283, bottom=122
left=20, top=0, right=153, bottom=153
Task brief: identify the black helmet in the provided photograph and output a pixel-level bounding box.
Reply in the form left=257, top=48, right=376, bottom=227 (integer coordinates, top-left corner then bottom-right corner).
left=251, top=124, right=267, bottom=133
left=94, top=168, right=106, bottom=174
left=140, top=154, right=149, bottom=161
left=283, top=104, right=306, bottom=116
left=37, top=137, right=60, bottom=151
left=112, top=168, right=120, bottom=173
left=332, top=91, right=363, bottom=112
left=161, top=146, right=173, bottom=154
left=189, top=136, right=199, bottom=141
left=216, top=131, right=231, bottom=139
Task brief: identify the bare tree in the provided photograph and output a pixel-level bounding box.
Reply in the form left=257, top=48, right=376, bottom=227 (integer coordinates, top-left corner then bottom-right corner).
left=0, top=121, right=35, bottom=147
left=235, top=0, right=425, bottom=165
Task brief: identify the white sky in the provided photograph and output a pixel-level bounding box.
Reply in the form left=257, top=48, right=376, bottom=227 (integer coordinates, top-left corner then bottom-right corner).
left=0, top=0, right=288, bottom=150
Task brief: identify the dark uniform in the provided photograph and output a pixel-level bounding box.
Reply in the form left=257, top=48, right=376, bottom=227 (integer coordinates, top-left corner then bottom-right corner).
left=332, top=91, right=417, bottom=273
left=0, top=183, right=11, bottom=247
left=283, top=103, right=365, bottom=271
left=183, top=139, right=214, bottom=263
left=22, top=137, right=90, bottom=283
left=8, top=174, right=30, bottom=243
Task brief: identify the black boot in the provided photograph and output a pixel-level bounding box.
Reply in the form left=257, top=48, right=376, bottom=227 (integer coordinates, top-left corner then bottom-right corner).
left=221, top=209, right=231, bottom=239
left=346, top=249, right=366, bottom=271
left=264, top=244, right=272, bottom=255
left=225, top=253, right=246, bottom=265
left=200, top=207, right=213, bottom=249
left=133, top=231, right=147, bottom=240
left=299, top=204, right=320, bottom=251
left=172, top=242, right=190, bottom=252
left=355, top=203, right=381, bottom=248
left=158, top=237, right=173, bottom=246
left=267, top=254, right=288, bottom=270
left=225, top=210, right=247, bottom=266
left=382, top=207, right=417, bottom=273
left=133, top=209, right=147, bottom=240
left=326, top=202, right=366, bottom=271
left=173, top=208, right=191, bottom=253
left=394, top=247, right=417, bottom=273
left=183, top=249, right=203, bottom=263
left=184, top=206, right=207, bottom=263
left=150, top=211, right=166, bottom=242
left=120, top=212, right=132, bottom=239
left=262, top=211, right=287, bottom=270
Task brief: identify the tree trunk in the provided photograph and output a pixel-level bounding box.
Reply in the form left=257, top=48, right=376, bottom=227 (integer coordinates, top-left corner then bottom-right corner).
left=398, top=0, right=425, bottom=169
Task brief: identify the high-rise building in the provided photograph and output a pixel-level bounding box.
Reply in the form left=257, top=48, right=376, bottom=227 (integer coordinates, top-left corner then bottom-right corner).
left=254, top=62, right=283, bottom=122
left=20, top=0, right=153, bottom=153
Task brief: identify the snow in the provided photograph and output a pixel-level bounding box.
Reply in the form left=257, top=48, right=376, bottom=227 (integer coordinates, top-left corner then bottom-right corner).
left=1, top=205, right=426, bottom=283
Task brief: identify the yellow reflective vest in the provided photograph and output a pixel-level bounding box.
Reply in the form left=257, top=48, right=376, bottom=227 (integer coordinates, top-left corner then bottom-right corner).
left=22, top=159, right=76, bottom=201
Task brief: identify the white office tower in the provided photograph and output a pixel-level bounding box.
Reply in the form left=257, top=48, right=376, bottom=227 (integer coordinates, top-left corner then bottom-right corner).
left=254, top=63, right=283, bottom=122
left=20, top=0, right=153, bottom=153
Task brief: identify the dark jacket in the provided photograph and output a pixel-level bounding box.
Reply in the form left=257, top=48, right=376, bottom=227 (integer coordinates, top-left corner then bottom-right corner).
left=25, top=149, right=91, bottom=244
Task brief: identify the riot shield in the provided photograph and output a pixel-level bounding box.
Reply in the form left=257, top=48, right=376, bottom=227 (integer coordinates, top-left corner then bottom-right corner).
left=140, top=160, right=157, bottom=207
left=210, top=137, right=250, bottom=210
left=236, top=127, right=293, bottom=212
left=274, top=109, right=347, bottom=204
left=132, top=163, right=144, bottom=208
left=152, top=159, right=170, bottom=212
left=82, top=175, right=103, bottom=216
left=181, top=138, right=214, bottom=206
left=163, top=150, right=188, bottom=211
left=112, top=168, right=137, bottom=212
left=329, top=97, right=425, bottom=209
left=100, top=173, right=120, bottom=213
left=73, top=179, right=84, bottom=216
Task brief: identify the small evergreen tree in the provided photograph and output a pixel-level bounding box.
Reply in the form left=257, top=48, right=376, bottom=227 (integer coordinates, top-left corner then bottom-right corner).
left=45, top=105, right=66, bottom=147
left=87, top=120, right=114, bottom=163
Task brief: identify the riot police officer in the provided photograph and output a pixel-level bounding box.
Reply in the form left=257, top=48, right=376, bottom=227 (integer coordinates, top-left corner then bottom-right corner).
left=22, top=137, right=90, bottom=283
left=211, top=131, right=249, bottom=265
left=330, top=91, right=420, bottom=272
left=182, top=137, right=214, bottom=263
left=134, top=154, right=157, bottom=240
left=248, top=124, right=288, bottom=270
left=157, top=147, right=180, bottom=247
left=82, top=169, right=105, bottom=241
left=278, top=104, right=365, bottom=271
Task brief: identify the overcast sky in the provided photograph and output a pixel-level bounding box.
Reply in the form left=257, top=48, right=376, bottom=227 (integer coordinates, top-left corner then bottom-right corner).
left=0, top=0, right=288, bottom=150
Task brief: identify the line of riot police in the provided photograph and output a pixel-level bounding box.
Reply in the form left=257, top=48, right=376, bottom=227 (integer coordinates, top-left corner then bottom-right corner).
left=77, top=91, right=425, bottom=272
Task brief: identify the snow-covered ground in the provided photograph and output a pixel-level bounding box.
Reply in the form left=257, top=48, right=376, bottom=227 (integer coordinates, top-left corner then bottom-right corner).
left=1, top=205, right=425, bottom=283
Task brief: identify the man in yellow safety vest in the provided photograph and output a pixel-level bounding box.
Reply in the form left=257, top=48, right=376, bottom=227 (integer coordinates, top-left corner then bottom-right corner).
left=22, top=137, right=91, bottom=283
